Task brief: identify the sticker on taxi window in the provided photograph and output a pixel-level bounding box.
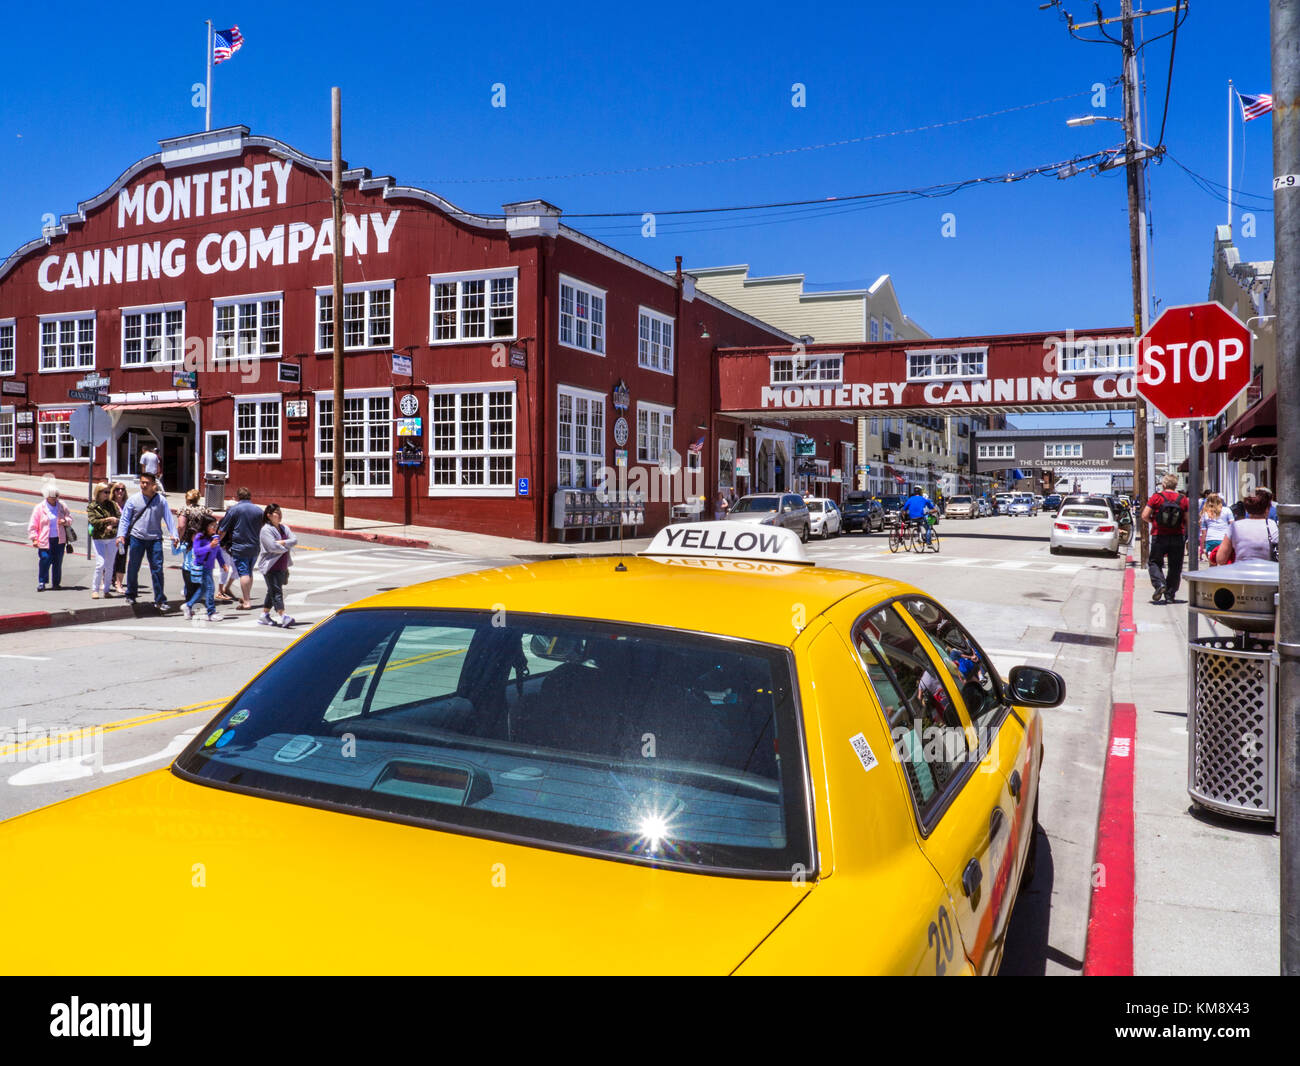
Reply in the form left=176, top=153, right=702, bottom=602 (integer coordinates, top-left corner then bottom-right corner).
left=849, top=732, right=879, bottom=774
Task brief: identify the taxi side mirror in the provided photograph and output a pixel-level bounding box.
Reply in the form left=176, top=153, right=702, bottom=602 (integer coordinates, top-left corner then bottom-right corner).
left=1007, top=666, right=1066, bottom=708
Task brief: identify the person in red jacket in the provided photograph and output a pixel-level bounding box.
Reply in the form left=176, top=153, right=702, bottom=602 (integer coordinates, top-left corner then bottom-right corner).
left=1140, top=473, right=1190, bottom=605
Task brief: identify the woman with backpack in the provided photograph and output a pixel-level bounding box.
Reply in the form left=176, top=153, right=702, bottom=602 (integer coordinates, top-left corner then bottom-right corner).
left=1140, top=473, right=1189, bottom=605
left=256, top=503, right=297, bottom=628
left=1213, top=493, right=1279, bottom=565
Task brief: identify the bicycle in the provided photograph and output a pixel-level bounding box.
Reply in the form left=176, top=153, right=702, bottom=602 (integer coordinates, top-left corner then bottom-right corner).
left=888, top=521, right=912, bottom=553
left=905, top=516, right=941, bottom=553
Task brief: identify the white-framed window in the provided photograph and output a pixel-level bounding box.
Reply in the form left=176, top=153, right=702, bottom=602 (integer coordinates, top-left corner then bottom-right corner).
left=558, top=276, right=605, bottom=355
left=0, top=320, right=14, bottom=375
left=556, top=385, right=605, bottom=488
left=428, top=382, right=516, bottom=496
left=122, top=304, right=184, bottom=366
left=1057, top=337, right=1135, bottom=375
left=315, top=389, right=393, bottom=496
left=870, top=417, right=880, bottom=435
left=638, top=307, right=675, bottom=374
left=39, top=312, right=96, bottom=371
left=38, top=409, right=89, bottom=461
left=869, top=316, right=879, bottom=342
left=234, top=395, right=282, bottom=459
left=1114, top=440, right=1135, bottom=458
left=1044, top=442, right=1083, bottom=459
left=0, top=407, right=13, bottom=462
left=769, top=353, right=843, bottom=385
left=429, top=269, right=517, bottom=343
left=636, top=401, right=674, bottom=464
left=883, top=319, right=894, bottom=341
left=317, top=282, right=393, bottom=352
left=906, top=346, right=987, bottom=381
left=977, top=443, right=1015, bottom=459
left=214, top=293, right=282, bottom=360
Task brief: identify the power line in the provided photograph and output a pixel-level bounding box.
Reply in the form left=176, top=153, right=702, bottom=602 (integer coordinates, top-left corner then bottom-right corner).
left=414, top=89, right=1097, bottom=185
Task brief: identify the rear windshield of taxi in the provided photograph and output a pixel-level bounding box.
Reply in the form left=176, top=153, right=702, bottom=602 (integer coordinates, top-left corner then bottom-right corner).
left=174, top=609, right=812, bottom=877
left=1059, top=506, right=1111, bottom=520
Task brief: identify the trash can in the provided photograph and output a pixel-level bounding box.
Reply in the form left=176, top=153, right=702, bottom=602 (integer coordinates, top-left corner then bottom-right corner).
left=203, top=471, right=228, bottom=510
left=1184, top=560, right=1280, bottom=822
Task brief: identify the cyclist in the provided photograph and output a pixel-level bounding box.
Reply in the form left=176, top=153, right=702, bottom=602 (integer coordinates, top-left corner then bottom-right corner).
left=902, top=487, right=937, bottom=546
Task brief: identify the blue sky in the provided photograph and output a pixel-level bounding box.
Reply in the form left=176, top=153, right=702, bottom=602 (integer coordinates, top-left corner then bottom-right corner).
left=0, top=0, right=1276, bottom=424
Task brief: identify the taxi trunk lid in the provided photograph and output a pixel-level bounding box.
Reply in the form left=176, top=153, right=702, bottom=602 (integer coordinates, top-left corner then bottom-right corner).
left=0, top=769, right=810, bottom=974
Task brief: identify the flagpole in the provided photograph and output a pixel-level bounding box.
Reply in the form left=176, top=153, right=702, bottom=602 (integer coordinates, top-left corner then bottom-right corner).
left=1227, top=79, right=1234, bottom=235
left=205, top=20, right=213, bottom=132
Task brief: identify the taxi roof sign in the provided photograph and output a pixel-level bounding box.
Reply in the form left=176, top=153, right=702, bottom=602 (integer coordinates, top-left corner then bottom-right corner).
left=642, top=521, right=813, bottom=565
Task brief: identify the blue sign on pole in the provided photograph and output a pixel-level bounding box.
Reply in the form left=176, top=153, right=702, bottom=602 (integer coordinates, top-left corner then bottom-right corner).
left=517, top=477, right=530, bottom=497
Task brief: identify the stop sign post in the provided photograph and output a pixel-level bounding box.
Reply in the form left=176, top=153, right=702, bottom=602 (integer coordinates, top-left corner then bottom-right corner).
left=1138, top=301, right=1253, bottom=421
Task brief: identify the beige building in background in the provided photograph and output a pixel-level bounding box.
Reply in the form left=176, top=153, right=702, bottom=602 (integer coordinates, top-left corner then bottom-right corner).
left=692, top=264, right=997, bottom=497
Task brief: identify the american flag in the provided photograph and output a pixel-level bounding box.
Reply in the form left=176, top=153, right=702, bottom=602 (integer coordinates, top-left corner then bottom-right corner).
left=213, top=26, right=244, bottom=64
left=1237, top=91, right=1272, bottom=122
left=688, top=436, right=705, bottom=454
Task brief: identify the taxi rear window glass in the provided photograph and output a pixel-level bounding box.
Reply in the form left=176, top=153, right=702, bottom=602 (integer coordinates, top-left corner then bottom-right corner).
left=174, top=609, right=810, bottom=877
left=1059, top=507, right=1110, bottom=520
left=732, top=497, right=778, bottom=513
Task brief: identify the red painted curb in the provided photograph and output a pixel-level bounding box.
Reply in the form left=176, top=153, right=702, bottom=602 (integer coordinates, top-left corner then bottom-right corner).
left=1083, top=701, right=1137, bottom=976
left=1117, top=554, right=1137, bottom=653
left=0, top=611, right=52, bottom=635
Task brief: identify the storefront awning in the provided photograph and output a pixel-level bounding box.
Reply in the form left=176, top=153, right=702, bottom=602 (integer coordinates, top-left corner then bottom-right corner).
left=1227, top=436, right=1277, bottom=462
left=1209, top=391, right=1276, bottom=453
left=102, top=400, right=199, bottom=411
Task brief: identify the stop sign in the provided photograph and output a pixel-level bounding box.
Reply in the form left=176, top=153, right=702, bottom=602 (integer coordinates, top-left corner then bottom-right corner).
left=1137, top=301, right=1252, bottom=420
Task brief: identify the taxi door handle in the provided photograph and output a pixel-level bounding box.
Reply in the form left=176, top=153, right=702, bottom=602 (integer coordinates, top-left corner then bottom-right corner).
left=962, top=858, right=983, bottom=898
left=1008, top=770, right=1022, bottom=803
left=990, top=807, right=1005, bottom=839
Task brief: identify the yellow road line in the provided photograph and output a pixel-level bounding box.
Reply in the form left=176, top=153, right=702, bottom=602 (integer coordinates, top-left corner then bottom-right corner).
left=0, top=697, right=227, bottom=759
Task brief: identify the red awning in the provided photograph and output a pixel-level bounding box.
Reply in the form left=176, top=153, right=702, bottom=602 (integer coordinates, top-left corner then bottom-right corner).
left=1227, top=436, right=1277, bottom=461
left=1209, top=391, right=1276, bottom=452
left=101, top=400, right=199, bottom=411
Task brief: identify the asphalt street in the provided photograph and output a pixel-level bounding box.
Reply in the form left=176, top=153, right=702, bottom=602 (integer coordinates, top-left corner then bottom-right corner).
left=0, top=505, right=1124, bottom=975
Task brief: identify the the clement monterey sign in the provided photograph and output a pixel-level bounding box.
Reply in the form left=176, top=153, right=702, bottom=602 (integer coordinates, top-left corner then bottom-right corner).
left=716, top=332, right=1141, bottom=416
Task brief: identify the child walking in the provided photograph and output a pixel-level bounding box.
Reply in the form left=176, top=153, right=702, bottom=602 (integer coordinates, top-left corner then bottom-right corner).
left=256, top=503, right=297, bottom=628
left=181, top=515, right=228, bottom=621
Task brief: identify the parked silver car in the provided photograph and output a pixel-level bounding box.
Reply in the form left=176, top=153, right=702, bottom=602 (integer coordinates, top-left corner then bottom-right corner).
left=726, top=492, right=812, bottom=542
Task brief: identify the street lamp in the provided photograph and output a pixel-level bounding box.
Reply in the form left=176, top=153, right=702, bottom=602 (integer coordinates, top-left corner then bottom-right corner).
left=1066, top=114, right=1123, bottom=127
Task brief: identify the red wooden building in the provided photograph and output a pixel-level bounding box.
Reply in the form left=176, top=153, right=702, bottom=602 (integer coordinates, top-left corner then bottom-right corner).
left=0, top=127, right=858, bottom=541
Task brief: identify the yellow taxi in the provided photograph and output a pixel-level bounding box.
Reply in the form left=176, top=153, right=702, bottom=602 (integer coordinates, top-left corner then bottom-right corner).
left=0, top=522, right=1059, bottom=975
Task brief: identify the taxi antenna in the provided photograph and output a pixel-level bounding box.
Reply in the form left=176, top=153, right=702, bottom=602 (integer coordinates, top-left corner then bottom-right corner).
left=615, top=497, right=628, bottom=570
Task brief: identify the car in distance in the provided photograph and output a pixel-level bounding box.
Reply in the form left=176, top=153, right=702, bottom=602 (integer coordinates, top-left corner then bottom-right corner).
left=944, top=495, right=977, bottom=519
left=1043, top=494, right=1063, bottom=513
left=976, top=497, right=994, bottom=517
left=726, top=493, right=811, bottom=542
left=1007, top=495, right=1035, bottom=517
left=876, top=494, right=908, bottom=528
left=805, top=497, right=843, bottom=538
left=841, top=491, right=884, bottom=534
left=994, top=493, right=1015, bottom=515
left=0, top=523, right=1059, bottom=974
left=1051, top=503, right=1120, bottom=556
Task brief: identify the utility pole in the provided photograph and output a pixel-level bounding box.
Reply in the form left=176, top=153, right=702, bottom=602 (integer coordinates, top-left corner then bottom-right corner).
left=1121, top=0, right=1153, bottom=563
left=1048, top=0, right=1180, bottom=563
left=1272, top=0, right=1299, bottom=977
left=331, top=87, right=345, bottom=530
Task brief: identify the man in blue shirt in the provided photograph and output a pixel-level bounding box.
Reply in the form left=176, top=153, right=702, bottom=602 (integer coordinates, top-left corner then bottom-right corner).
left=903, top=487, right=937, bottom=545
left=116, top=473, right=179, bottom=610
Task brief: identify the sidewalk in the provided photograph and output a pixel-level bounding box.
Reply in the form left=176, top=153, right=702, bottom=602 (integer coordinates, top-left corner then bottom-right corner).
left=0, top=472, right=652, bottom=635
left=1090, top=551, right=1279, bottom=975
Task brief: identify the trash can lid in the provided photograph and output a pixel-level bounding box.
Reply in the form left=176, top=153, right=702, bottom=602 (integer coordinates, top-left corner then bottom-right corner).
left=1184, top=559, right=1279, bottom=586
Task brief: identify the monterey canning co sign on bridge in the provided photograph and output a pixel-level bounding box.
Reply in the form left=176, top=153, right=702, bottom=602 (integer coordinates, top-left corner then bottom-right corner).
left=715, top=328, right=1143, bottom=418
